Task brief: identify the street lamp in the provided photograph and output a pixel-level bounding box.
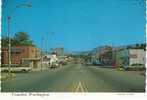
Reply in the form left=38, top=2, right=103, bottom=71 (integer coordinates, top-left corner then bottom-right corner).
left=7, top=3, right=32, bottom=73
left=40, top=32, right=54, bottom=71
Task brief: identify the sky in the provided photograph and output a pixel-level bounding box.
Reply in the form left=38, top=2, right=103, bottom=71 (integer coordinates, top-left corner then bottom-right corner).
left=1, top=0, right=146, bottom=52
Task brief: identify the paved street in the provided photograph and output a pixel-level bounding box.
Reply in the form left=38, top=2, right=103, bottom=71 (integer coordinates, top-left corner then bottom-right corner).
left=1, top=61, right=145, bottom=92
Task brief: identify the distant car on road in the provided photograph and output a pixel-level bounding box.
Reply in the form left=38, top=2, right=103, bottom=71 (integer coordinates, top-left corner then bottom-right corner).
left=49, top=62, right=59, bottom=69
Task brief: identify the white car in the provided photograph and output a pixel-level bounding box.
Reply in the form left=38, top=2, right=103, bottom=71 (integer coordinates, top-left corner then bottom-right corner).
left=1, top=66, right=32, bottom=72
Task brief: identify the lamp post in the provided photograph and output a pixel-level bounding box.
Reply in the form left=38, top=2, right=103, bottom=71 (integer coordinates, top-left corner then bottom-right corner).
left=7, top=3, right=32, bottom=73
left=40, top=32, right=54, bottom=71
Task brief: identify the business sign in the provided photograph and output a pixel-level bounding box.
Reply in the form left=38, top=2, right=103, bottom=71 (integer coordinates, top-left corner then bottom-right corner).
left=50, top=48, right=64, bottom=52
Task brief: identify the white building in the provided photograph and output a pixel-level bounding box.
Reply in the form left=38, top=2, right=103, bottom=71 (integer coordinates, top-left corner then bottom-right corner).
left=116, top=49, right=145, bottom=68
left=129, top=49, right=145, bottom=66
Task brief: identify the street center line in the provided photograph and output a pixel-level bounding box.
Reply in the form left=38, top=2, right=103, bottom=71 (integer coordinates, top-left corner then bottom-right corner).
left=81, top=81, right=88, bottom=92
left=74, top=81, right=85, bottom=92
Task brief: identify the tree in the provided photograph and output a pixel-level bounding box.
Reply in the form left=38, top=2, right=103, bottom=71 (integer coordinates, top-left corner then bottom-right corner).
left=13, top=32, right=35, bottom=46
left=1, top=32, right=35, bottom=47
left=136, top=43, right=140, bottom=48
left=14, top=32, right=29, bottom=42
left=126, top=43, right=146, bottom=50
left=140, top=43, right=146, bottom=50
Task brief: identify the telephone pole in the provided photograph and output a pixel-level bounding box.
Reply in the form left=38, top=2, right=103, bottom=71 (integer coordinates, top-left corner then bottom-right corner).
left=7, top=3, right=32, bottom=73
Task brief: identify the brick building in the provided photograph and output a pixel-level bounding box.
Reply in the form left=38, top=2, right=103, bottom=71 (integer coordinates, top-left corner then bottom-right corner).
left=1, top=46, right=41, bottom=65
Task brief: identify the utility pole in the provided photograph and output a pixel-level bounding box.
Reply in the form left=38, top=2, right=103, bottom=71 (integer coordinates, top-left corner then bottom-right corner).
left=7, top=16, right=11, bottom=73
left=46, top=32, right=54, bottom=54
left=6, top=3, right=32, bottom=73
left=40, top=32, right=54, bottom=71
left=41, top=34, right=45, bottom=71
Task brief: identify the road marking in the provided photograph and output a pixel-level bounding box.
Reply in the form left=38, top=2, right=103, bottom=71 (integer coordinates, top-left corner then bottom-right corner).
left=81, top=81, right=88, bottom=92
left=75, top=81, right=84, bottom=92
left=73, top=81, right=88, bottom=92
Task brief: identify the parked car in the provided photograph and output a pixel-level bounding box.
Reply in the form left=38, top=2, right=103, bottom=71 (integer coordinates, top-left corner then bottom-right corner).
left=1, top=64, right=32, bottom=72
left=84, top=62, right=93, bottom=66
left=92, top=60, right=103, bottom=66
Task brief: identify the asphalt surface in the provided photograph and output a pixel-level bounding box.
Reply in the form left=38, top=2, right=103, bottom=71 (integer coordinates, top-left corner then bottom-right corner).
left=1, top=61, right=145, bottom=92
